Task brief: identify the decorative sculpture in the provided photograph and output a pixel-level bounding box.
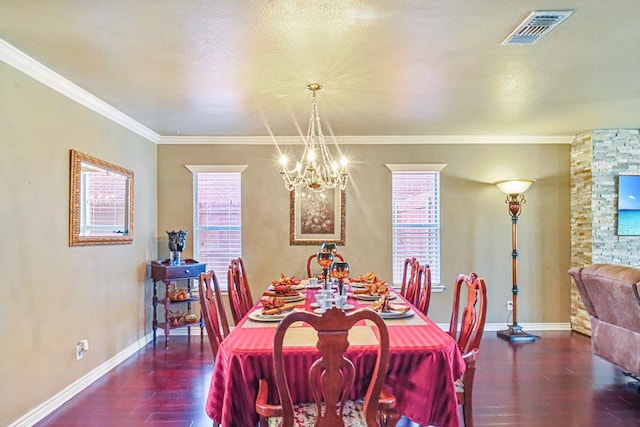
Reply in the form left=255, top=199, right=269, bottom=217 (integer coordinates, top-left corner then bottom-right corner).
left=167, top=230, right=188, bottom=265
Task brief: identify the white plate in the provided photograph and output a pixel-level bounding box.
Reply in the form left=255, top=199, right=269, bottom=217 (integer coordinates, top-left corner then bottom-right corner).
left=262, top=292, right=306, bottom=303
left=268, top=283, right=305, bottom=291
left=302, top=279, right=322, bottom=289
left=375, top=308, right=414, bottom=319
left=248, top=309, right=293, bottom=322
left=349, top=282, right=370, bottom=288
left=352, top=293, right=396, bottom=301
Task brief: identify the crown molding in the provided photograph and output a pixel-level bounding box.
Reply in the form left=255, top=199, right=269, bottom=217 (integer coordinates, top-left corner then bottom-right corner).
left=157, top=134, right=574, bottom=145
left=0, top=39, right=160, bottom=143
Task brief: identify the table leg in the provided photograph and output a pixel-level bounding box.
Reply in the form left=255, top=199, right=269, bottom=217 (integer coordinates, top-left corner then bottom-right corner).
left=164, top=281, right=170, bottom=349
left=152, top=279, right=158, bottom=346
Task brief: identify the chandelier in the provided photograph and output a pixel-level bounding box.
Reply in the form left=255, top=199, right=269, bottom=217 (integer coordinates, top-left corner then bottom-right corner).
left=279, top=83, right=349, bottom=193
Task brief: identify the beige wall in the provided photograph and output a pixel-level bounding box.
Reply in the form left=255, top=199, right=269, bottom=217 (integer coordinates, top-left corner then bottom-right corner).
left=158, top=143, right=571, bottom=325
left=0, top=63, right=157, bottom=425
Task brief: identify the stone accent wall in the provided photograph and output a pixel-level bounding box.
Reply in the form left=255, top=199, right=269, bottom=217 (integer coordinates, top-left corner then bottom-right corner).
left=592, top=129, right=640, bottom=262
left=570, top=131, right=593, bottom=335
left=570, top=129, right=640, bottom=335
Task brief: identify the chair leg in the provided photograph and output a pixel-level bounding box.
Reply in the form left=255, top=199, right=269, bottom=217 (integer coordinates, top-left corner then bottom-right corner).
left=462, top=402, right=473, bottom=427
left=378, top=408, right=400, bottom=427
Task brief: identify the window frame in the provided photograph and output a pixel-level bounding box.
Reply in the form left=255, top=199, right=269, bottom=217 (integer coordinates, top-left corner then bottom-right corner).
left=186, top=165, right=247, bottom=291
left=386, top=163, right=447, bottom=291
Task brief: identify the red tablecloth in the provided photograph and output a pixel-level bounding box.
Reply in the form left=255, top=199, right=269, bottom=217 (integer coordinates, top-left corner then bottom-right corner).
left=206, top=286, right=465, bottom=427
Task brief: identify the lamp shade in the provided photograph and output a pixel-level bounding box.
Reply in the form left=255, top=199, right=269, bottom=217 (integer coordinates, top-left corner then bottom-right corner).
left=495, top=179, right=535, bottom=195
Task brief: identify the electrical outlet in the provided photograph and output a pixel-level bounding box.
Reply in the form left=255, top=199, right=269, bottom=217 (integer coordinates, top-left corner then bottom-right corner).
left=507, top=300, right=513, bottom=311
left=76, top=343, right=84, bottom=360
left=76, top=339, right=89, bottom=360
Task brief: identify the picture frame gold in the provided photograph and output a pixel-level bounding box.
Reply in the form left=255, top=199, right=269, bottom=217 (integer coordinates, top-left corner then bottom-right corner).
left=69, top=149, right=134, bottom=246
left=289, top=186, right=345, bottom=246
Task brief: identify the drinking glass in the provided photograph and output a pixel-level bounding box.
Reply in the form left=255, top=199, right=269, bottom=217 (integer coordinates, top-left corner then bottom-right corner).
left=331, top=261, right=350, bottom=296
left=316, top=251, right=334, bottom=290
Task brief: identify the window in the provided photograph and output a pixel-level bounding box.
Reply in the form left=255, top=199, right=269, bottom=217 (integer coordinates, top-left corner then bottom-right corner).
left=187, top=165, right=246, bottom=290
left=387, top=164, right=446, bottom=286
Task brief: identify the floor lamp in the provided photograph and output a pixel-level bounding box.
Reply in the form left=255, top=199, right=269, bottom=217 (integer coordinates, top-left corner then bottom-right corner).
left=496, top=179, right=536, bottom=343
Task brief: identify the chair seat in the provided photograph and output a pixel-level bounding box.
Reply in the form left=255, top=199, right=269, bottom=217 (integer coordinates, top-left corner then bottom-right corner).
left=268, top=400, right=367, bottom=427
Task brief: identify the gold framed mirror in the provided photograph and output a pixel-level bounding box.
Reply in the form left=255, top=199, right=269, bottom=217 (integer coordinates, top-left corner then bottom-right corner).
left=69, top=150, right=134, bottom=246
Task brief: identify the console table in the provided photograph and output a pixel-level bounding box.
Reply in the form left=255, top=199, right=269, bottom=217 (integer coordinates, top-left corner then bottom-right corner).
left=150, top=259, right=207, bottom=348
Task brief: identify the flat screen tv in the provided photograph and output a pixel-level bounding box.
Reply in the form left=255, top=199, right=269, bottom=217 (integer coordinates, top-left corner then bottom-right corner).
left=618, top=175, right=640, bottom=236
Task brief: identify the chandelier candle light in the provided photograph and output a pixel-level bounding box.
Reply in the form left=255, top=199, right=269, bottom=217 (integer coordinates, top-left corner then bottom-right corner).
left=279, top=83, right=349, bottom=193
left=495, top=179, right=537, bottom=343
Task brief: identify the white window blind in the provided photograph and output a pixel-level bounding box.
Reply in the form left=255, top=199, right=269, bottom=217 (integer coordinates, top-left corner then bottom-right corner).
left=193, top=171, right=242, bottom=291
left=81, top=169, right=128, bottom=235
left=391, top=171, right=441, bottom=285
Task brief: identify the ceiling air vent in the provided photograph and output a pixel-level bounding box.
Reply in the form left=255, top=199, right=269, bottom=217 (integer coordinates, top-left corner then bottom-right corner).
left=501, top=10, right=573, bottom=45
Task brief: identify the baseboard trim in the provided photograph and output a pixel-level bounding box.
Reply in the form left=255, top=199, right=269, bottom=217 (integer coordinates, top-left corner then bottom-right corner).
left=9, top=334, right=153, bottom=427
left=488, top=322, right=572, bottom=331
left=435, top=322, right=572, bottom=332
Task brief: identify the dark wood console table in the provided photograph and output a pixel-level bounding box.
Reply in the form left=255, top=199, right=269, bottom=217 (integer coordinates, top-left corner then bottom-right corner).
left=150, top=259, right=206, bottom=348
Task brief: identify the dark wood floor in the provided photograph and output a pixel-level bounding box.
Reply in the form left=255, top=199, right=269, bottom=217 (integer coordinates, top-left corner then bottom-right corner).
left=36, top=331, right=640, bottom=427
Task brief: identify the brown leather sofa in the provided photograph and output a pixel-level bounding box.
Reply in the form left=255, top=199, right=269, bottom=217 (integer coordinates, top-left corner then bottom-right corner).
left=568, top=263, right=640, bottom=377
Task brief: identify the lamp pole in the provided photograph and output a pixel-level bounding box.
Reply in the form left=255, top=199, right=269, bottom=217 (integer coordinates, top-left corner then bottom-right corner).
left=495, top=180, right=536, bottom=343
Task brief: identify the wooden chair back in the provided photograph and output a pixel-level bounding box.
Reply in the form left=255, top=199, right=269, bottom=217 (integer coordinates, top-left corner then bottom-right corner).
left=306, top=252, right=345, bottom=278
left=448, top=273, right=486, bottom=427
left=416, top=264, right=432, bottom=316
left=448, top=273, right=487, bottom=355
left=273, top=307, right=390, bottom=426
left=401, top=257, right=421, bottom=305
left=228, top=257, right=254, bottom=324
left=198, top=270, right=230, bottom=357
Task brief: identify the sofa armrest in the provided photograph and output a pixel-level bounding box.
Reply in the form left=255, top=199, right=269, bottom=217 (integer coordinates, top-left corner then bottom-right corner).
left=571, top=264, right=640, bottom=332
left=568, top=266, right=596, bottom=316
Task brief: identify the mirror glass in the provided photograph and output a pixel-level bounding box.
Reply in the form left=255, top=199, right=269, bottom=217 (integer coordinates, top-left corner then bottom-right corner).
left=69, top=150, right=134, bottom=246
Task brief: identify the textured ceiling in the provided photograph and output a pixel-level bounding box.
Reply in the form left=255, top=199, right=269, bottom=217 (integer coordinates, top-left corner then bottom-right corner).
left=1, top=1, right=639, bottom=138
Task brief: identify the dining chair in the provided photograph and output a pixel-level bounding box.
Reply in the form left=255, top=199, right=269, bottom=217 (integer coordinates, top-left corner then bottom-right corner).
left=448, top=273, right=487, bottom=427
left=198, top=270, right=230, bottom=357
left=401, top=257, right=421, bottom=306
left=255, top=307, right=398, bottom=426
left=228, top=257, right=254, bottom=324
left=415, top=264, right=432, bottom=316
left=306, top=252, right=344, bottom=278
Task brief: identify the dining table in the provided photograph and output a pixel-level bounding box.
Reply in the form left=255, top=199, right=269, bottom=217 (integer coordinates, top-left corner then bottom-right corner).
left=205, top=277, right=465, bottom=427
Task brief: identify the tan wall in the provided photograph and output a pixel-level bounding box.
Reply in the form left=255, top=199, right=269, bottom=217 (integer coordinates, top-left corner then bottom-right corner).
left=158, top=143, right=571, bottom=325
left=0, top=63, right=157, bottom=425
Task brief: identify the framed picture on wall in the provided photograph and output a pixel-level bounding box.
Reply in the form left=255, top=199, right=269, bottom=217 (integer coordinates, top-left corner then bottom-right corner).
left=290, top=186, right=346, bottom=245
left=618, top=175, right=640, bottom=236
